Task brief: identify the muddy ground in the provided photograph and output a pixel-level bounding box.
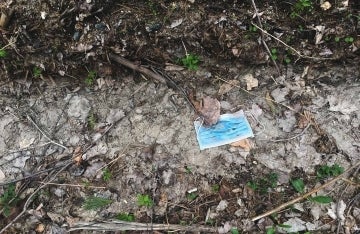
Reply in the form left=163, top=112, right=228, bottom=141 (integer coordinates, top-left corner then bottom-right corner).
left=0, top=0, right=359, bottom=233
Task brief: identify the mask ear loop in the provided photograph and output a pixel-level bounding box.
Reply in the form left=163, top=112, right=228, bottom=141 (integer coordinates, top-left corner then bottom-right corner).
left=245, top=110, right=265, bottom=136
left=194, top=116, right=205, bottom=136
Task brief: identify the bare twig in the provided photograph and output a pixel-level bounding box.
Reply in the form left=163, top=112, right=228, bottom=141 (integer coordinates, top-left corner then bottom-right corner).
left=108, top=53, right=167, bottom=84
left=39, top=182, right=106, bottom=189
left=251, top=23, right=334, bottom=61
left=251, top=161, right=360, bottom=222
left=69, top=220, right=217, bottom=232
left=250, top=0, right=281, bottom=75
left=26, top=115, right=68, bottom=150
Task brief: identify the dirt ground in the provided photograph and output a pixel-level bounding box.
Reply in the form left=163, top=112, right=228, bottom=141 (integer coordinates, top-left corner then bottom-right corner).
left=0, top=0, right=359, bottom=233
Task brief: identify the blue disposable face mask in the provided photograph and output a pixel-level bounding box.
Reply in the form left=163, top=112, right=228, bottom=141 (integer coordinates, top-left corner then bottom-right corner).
left=194, top=110, right=254, bottom=150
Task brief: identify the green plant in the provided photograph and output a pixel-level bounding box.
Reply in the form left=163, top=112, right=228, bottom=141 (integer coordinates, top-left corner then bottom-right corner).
left=270, top=48, right=278, bottom=60
left=316, top=164, right=344, bottom=180
left=102, top=168, right=112, bottom=182
left=284, top=56, right=291, bottom=64
left=116, top=212, right=135, bottom=221
left=187, top=192, right=198, bottom=201
left=247, top=172, right=279, bottom=194
left=0, top=184, right=19, bottom=217
left=335, top=36, right=340, bottom=43
left=266, top=226, right=276, bottom=234
left=211, top=184, right=220, bottom=193
left=0, top=48, right=7, bottom=58
left=249, top=25, right=258, bottom=32
left=85, top=70, right=97, bottom=86
left=87, top=113, right=96, bottom=130
left=290, top=178, right=304, bottom=193
left=137, top=194, right=153, bottom=207
left=179, top=53, right=199, bottom=70
left=290, top=0, right=313, bottom=18
left=344, top=36, right=354, bottom=43
left=184, top=166, right=192, bottom=174
left=33, top=67, right=42, bottom=78
left=83, top=196, right=112, bottom=210
left=308, top=195, right=332, bottom=204
left=230, top=227, right=240, bottom=234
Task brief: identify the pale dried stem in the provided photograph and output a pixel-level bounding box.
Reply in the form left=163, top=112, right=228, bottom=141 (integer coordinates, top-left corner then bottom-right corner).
left=251, top=161, right=360, bottom=222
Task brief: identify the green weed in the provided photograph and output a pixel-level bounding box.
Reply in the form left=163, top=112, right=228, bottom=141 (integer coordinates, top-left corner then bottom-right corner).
left=87, top=113, right=96, bottom=130
left=184, top=166, right=192, bottom=174
left=290, top=0, right=313, bottom=18
left=270, top=48, right=278, bottom=61
left=83, top=196, right=112, bottom=210
left=0, top=184, right=19, bottom=217
left=137, top=194, right=153, bottom=207
left=211, top=184, right=220, bottom=193
left=316, top=164, right=344, bottom=180
left=33, top=67, right=42, bottom=78
left=344, top=36, right=354, bottom=43
left=335, top=36, right=340, bottom=43
left=290, top=178, right=304, bottom=193
left=0, top=49, right=7, bottom=58
left=230, top=227, right=240, bottom=234
left=102, top=168, right=112, bottom=182
left=179, top=54, right=199, bottom=71
left=186, top=192, right=198, bottom=201
left=116, top=212, right=135, bottom=221
left=308, top=195, right=332, bottom=204
left=247, top=172, right=279, bottom=194
left=85, top=71, right=97, bottom=86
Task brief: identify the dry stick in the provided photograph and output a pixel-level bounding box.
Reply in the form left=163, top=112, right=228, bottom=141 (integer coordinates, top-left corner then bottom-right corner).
left=108, top=53, right=167, bottom=84
left=26, top=115, right=68, bottom=150
left=251, top=23, right=333, bottom=61
left=39, top=182, right=106, bottom=189
left=250, top=0, right=281, bottom=75
left=0, top=161, right=72, bottom=234
left=69, top=220, right=217, bottom=232
left=251, top=160, right=360, bottom=222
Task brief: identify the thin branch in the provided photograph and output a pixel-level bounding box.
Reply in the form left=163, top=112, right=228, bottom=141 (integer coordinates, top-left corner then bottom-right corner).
left=108, top=53, right=167, bottom=84
left=39, top=182, right=106, bottom=189
left=26, top=115, right=68, bottom=150
left=69, top=220, right=217, bottom=232
left=251, top=160, right=360, bottom=222
left=250, top=0, right=281, bottom=75
left=251, top=23, right=334, bottom=61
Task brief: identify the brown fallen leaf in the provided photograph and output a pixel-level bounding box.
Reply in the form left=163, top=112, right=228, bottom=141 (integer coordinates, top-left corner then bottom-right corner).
left=230, top=139, right=252, bottom=151
left=243, top=73, right=258, bottom=91
left=265, top=92, right=277, bottom=114
left=218, top=79, right=240, bottom=96
left=198, top=96, right=221, bottom=125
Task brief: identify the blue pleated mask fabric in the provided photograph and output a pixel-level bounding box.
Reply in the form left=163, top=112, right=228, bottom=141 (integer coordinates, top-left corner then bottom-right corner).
left=194, top=110, right=254, bottom=150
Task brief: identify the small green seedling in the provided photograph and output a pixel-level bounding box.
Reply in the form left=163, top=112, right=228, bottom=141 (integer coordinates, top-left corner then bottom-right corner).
left=290, top=0, right=313, bottom=18
left=230, top=227, right=240, bottom=234
left=266, top=226, right=276, bottom=234
left=334, top=37, right=340, bottom=43
left=290, top=178, right=304, bottom=193
left=0, top=49, right=7, bottom=58
left=211, top=184, right=220, bottom=193
left=270, top=48, right=278, bottom=61
left=344, top=36, right=354, bottom=43
left=187, top=192, right=198, bottom=201
left=247, top=172, right=279, bottom=194
left=85, top=70, right=97, bottom=86
left=316, top=164, right=344, bottom=180
left=83, top=196, right=112, bottom=210
left=179, top=53, right=199, bottom=70
left=0, top=184, right=19, bottom=217
left=102, top=168, right=112, bottom=182
left=308, top=195, right=332, bottom=204
left=87, top=113, right=96, bottom=130
left=116, top=212, right=135, bottom=221
left=137, top=194, right=153, bottom=207
left=33, top=67, right=42, bottom=78
left=284, top=56, right=291, bottom=64
left=184, top=166, right=192, bottom=174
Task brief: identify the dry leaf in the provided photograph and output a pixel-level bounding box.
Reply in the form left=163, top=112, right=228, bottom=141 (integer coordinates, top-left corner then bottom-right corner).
left=320, top=1, right=331, bottom=10
left=218, top=80, right=240, bottom=96
left=198, top=96, right=221, bottom=125
left=243, top=73, right=258, bottom=91
left=265, top=92, right=277, bottom=114
left=230, top=139, right=252, bottom=151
